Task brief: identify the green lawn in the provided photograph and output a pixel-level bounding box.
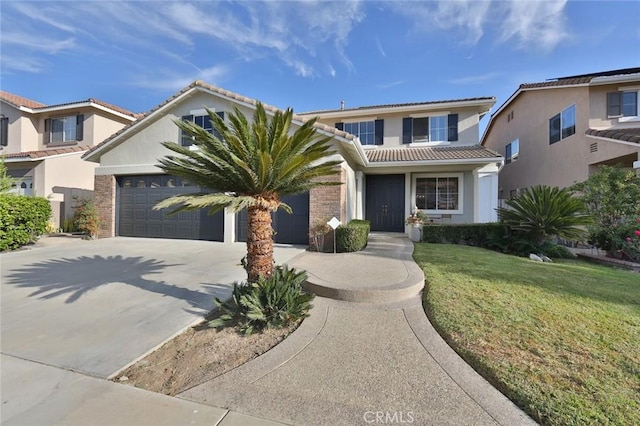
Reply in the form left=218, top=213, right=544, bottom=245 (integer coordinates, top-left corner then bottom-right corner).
left=414, top=244, right=640, bottom=426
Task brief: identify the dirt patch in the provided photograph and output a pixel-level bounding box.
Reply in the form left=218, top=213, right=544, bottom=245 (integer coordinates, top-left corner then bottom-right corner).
left=114, top=317, right=299, bottom=396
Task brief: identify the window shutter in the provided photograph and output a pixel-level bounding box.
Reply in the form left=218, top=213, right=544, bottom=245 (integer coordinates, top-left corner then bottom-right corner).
left=76, top=114, right=84, bottom=141
left=402, top=118, right=412, bottom=144
left=549, top=113, right=561, bottom=144
left=447, top=114, right=458, bottom=141
left=607, top=92, right=622, bottom=117
left=505, top=143, right=512, bottom=164
left=180, top=115, right=194, bottom=146
left=0, top=117, right=8, bottom=146
left=335, top=122, right=344, bottom=131
left=374, top=119, right=384, bottom=145
left=44, top=118, right=51, bottom=144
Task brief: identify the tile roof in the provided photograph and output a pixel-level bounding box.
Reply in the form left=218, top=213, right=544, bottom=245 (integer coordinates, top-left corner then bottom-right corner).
left=2, top=145, right=90, bottom=160
left=586, top=127, right=640, bottom=144
left=300, top=97, right=496, bottom=115
left=366, top=145, right=502, bottom=163
left=519, top=67, right=640, bottom=90
left=0, top=91, right=46, bottom=109
left=0, top=90, right=139, bottom=118
left=84, top=80, right=357, bottom=160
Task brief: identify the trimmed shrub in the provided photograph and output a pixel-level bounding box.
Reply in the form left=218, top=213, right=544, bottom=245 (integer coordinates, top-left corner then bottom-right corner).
left=71, top=197, right=101, bottom=238
left=0, top=194, right=52, bottom=251
left=539, top=242, right=576, bottom=259
left=209, top=265, right=314, bottom=335
left=423, top=223, right=504, bottom=246
left=336, top=219, right=370, bottom=252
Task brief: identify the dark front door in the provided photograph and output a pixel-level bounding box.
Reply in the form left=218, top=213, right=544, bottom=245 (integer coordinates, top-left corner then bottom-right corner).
left=365, top=174, right=405, bottom=232
left=117, top=175, right=224, bottom=241
left=236, top=192, right=310, bottom=245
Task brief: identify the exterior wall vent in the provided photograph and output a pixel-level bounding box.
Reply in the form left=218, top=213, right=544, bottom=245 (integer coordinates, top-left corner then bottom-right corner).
left=590, top=142, right=598, bottom=153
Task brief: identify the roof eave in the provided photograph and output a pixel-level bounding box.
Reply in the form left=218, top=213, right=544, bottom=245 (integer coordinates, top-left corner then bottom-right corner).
left=366, top=157, right=502, bottom=168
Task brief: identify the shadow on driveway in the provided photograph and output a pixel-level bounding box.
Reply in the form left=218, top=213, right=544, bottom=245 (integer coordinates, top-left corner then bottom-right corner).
left=4, top=255, right=225, bottom=310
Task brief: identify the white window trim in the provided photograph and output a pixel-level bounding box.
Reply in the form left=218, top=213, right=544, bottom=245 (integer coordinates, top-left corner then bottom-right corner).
left=409, top=115, right=449, bottom=144
left=506, top=138, right=519, bottom=164
left=343, top=116, right=377, bottom=123
left=409, top=141, right=451, bottom=147
left=409, top=111, right=451, bottom=118
left=619, top=89, right=640, bottom=122
left=412, top=172, right=464, bottom=215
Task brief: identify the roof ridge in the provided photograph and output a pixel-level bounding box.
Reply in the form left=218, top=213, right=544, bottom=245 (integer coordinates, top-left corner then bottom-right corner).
left=299, top=96, right=496, bottom=115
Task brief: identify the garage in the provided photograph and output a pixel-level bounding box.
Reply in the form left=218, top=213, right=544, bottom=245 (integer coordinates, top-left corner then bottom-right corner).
left=117, top=175, right=224, bottom=241
left=236, top=192, right=309, bottom=245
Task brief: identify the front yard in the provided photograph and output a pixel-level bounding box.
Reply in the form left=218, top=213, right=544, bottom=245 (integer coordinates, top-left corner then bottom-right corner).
left=414, top=243, right=639, bottom=425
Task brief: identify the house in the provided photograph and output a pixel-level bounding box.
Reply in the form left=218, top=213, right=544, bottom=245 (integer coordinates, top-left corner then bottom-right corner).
left=82, top=81, right=501, bottom=244
left=0, top=91, right=138, bottom=227
left=481, top=67, right=640, bottom=200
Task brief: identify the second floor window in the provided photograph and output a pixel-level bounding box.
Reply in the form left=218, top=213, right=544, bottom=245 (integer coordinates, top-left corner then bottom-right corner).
left=45, top=114, right=84, bottom=144
left=403, top=114, right=458, bottom=144
left=607, top=91, right=638, bottom=118
left=181, top=111, right=225, bottom=146
left=335, top=119, right=384, bottom=145
left=505, top=139, right=519, bottom=164
left=549, top=104, right=575, bottom=144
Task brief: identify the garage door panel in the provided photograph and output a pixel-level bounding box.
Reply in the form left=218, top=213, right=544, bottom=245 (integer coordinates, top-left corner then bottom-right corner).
left=117, top=175, right=223, bottom=241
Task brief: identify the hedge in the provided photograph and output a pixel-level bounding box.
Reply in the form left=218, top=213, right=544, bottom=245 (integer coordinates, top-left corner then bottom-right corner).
left=335, top=219, right=371, bottom=253
left=422, top=223, right=505, bottom=246
left=0, top=194, right=52, bottom=251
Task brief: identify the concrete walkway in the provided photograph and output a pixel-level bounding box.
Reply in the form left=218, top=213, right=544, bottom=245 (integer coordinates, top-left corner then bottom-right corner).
left=179, top=233, right=536, bottom=425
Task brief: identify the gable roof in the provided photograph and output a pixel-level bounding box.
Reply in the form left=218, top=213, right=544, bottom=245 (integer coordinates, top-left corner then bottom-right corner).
left=83, top=80, right=361, bottom=163
left=366, top=145, right=501, bottom=164
left=481, top=67, right=640, bottom=145
left=0, top=91, right=140, bottom=119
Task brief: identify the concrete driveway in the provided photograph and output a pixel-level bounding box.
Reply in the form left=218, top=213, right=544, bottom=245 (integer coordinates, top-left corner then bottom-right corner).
left=1, top=236, right=305, bottom=426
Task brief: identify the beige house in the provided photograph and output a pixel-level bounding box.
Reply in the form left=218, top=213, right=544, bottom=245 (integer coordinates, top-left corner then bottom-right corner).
left=0, top=91, right=138, bottom=226
left=83, top=81, right=501, bottom=244
left=481, top=67, right=640, bottom=200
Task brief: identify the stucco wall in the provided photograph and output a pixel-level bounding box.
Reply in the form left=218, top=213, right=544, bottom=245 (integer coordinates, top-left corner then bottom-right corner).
left=0, top=103, right=39, bottom=154
left=314, top=107, right=481, bottom=147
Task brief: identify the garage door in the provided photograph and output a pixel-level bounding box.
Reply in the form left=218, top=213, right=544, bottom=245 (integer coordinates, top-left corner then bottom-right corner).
left=236, top=192, right=309, bottom=245
left=117, top=175, right=224, bottom=241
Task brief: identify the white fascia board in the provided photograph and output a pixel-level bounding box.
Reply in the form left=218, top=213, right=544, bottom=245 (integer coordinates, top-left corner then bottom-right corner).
left=33, top=102, right=136, bottom=121
left=590, top=74, right=640, bottom=86
left=585, top=134, right=640, bottom=148
left=365, top=157, right=501, bottom=168
left=95, top=164, right=163, bottom=175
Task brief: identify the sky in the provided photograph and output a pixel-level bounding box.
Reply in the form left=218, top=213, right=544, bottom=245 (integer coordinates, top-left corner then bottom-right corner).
left=1, top=0, right=639, bottom=134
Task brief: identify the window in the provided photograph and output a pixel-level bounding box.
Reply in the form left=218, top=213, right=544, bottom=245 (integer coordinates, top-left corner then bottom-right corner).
left=402, top=114, right=458, bottom=144
left=505, top=139, right=519, bottom=164
left=414, top=174, right=462, bottom=213
left=181, top=111, right=224, bottom=146
left=0, top=116, right=7, bottom=147
left=549, top=104, right=575, bottom=144
left=607, top=91, right=638, bottom=118
left=335, top=119, right=384, bottom=145
left=44, top=114, right=84, bottom=144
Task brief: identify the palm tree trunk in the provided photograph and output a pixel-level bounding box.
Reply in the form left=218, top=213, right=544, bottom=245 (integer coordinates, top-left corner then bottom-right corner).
left=246, top=205, right=274, bottom=282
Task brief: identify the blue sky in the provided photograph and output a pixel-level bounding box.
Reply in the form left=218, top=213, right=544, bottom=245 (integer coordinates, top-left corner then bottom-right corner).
left=2, top=0, right=639, bottom=133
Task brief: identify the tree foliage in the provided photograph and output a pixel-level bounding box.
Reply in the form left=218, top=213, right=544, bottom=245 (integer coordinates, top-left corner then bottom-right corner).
left=496, top=185, right=592, bottom=245
left=155, top=102, right=341, bottom=281
left=0, top=157, right=15, bottom=193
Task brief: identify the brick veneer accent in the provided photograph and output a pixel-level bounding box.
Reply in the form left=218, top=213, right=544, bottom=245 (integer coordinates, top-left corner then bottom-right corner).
left=309, top=167, right=346, bottom=243
left=94, top=174, right=116, bottom=238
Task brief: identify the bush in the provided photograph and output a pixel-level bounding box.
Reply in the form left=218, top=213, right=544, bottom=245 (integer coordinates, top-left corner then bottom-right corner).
left=209, top=265, right=314, bottom=335
left=335, top=219, right=370, bottom=252
left=71, top=197, right=100, bottom=238
left=0, top=194, right=52, bottom=251
left=539, top=241, right=576, bottom=259
left=423, top=223, right=504, bottom=246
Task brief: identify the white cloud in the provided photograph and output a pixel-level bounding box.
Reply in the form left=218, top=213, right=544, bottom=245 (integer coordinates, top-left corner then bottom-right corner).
left=377, top=80, right=405, bottom=90
left=2, top=32, right=76, bottom=54
left=375, top=37, right=386, bottom=57
left=392, top=0, right=569, bottom=52
left=0, top=55, right=45, bottom=73
left=130, top=64, right=230, bottom=92
left=449, top=72, right=503, bottom=85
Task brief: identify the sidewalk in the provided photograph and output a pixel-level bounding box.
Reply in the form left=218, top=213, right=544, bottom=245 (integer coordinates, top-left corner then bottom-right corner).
left=179, top=233, right=536, bottom=425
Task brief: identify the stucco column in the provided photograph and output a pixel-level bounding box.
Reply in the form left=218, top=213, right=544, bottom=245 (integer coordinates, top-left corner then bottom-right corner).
left=223, top=207, right=236, bottom=243
left=355, top=171, right=364, bottom=220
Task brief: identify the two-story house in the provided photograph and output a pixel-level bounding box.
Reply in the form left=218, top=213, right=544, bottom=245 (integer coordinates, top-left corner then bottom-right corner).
left=82, top=81, right=501, bottom=244
left=481, top=67, right=640, bottom=200
left=0, top=91, right=138, bottom=227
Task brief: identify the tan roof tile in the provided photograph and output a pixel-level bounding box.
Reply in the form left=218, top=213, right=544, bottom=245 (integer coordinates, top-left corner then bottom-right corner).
left=366, top=145, right=502, bottom=163
left=0, top=91, right=46, bottom=109
left=586, top=127, right=640, bottom=144
left=2, top=145, right=90, bottom=160
left=300, top=97, right=496, bottom=115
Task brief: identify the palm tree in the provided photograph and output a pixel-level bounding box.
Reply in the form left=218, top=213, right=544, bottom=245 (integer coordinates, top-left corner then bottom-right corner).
left=496, top=185, right=593, bottom=245
left=155, top=103, right=341, bottom=282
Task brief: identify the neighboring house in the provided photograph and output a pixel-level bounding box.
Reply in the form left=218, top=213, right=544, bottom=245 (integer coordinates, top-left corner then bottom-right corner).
left=83, top=81, right=501, bottom=244
left=0, top=91, right=138, bottom=226
left=481, top=67, right=640, bottom=200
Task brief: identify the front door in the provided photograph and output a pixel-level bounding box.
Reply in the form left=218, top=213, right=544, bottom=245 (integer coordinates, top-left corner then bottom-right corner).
left=365, top=174, right=405, bottom=232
